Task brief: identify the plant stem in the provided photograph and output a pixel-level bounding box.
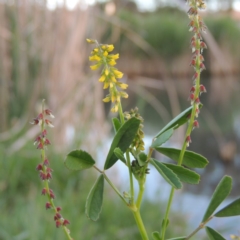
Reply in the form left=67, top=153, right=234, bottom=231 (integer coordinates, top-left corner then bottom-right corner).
left=93, top=166, right=129, bottom=207
left=161, top=187, right=175, bottom=239
left=136, top=181, right=145, bottom=209
left=118, top=101, right=125, bottom=124
left=185, top=216, right=214, bottom=239
left=133, top=210, right=149, bottom=240
left=126, top=150, right=134, bottom=204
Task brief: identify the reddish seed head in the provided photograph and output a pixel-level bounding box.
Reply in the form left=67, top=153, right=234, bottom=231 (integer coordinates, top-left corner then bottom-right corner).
left=46, top=202, right=52, bottom=209
left=36, top=164, right=43, bottom=171
left=42, top=129, right=47, bottom=137
left=43, top=159, right=49, bottom=166
left=55, top=213, right=61, bottom=220
left=45, top=119, right=54, bottom=128
left=34, top=136, right=41, bottom=144
left=56, top=220, right=62, bottom=228
left=50, top=192, right=55, bottom=199
left=195, top=107, right=200, bottom=117
left=193, top=120, right=199, bottom=128
left=38, top=113, right=43, bottom=120
left=30, top=118, right=39, bottom=125
left=190, top=86, right=195, bottom=93
left=42, top=188, right=47, bottom=195
left=200, top=84, right=207, bottom=93
left=37, top=142, right=44, bottom=150
left=45, top=139, right=51, bottom=145
left=192, top=72, right=199, bottom=81
left=40, top=172, right=47, bottom=180
left=46, top=172, right=52, bottom=180
left=199, top=63, right=206, bottom=71
left=195, top=97, right=200, bottom=104
left=46, top=167, right=53, bottom=173
left=200, top=41, right=207, bottom=49
left=63, top=219, right=70, bottom=226
left=45, top=109, right=55, bottom=118
left=190, top=59, right=196, bottom=67
left=186, top=135, right=192, bottom=147
left=189, top=93, right=195, bottom=101
left=56, top=207, right=62, bottom=212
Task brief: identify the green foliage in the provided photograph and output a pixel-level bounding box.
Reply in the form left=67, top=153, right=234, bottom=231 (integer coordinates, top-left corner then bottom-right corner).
left=85, top=174, right=104, bottom=221
left=215, top=198, right=240, bottom=217
left=202, top=176, right=232, bottom=222
left=104, top=117, right=141, bottom=170
left=65, top=150, right=95, bottom=171
left=205, top=226, right=226, bottom=240
left=162, top=163, right=200, bottom=185
left=154, top=147, right=209, bottom=168
left=151, top=128, right=174, bottom=148
left=150, top=159, right=182, bottom=189
left=155, top=106, right=193, bottom=138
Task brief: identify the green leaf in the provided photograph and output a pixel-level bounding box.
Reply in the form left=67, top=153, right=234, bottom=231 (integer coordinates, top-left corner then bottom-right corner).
left=205, top=226, right=226, bottom=240
left=104, top=117, right=141, bottom=170
left=113, top=148, right=126, bottom=164
left=150, top=159, right=182, bottom=189
left=65, top=150, right=95, bottom=171
left=215, top=197, right=240, bottom=217
left=163, top=163, right=200, bottom=184
left=155, top=147, right=208, bottom=168
left=112, top=117, right=121, bottom=133
left=151, top=128, right=174, bottom=148
left=137, top=152, right=148, bottom=166
left=85, top=174, right=104, bottom=221
left=152, top=231, right=162, bottom=240
left=155, top=106, right=193, bottom=138
left=202, top=176, right=232, bottom=222
left=166, top=237, right=186, bottom=240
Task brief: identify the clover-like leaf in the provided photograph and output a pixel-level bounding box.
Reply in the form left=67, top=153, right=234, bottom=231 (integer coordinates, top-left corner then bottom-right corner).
left=205, top=226, right=226, bottom=240
left=112, top=117, right=121, bottom=133
left=163, top=163, right=200, bottom=184
left=215, top=197, right=240, bottom=217
left=85, top=174, right=104, bottom=221
left=104, top=117, right=141, bottom=170
left=155, top=147, right=208, bottom=168
left=155, top=106, right=193, bottom=138
left=152, top=231, right=162, bottom=240
left=150, top=159, right=182, bottom=189
left=65, top=150, right=95, bottom=171
left=151, top=128, right=174, bottom=148
left=202, top=175, right=232, bottom=222
left=113, top=148, right=126, bottom=164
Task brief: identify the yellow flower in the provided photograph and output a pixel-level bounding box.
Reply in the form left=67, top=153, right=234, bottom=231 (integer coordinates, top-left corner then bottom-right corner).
left=110, top=54, right=119, bottom=60
left=111, top=105, right=118, bottom=112
left=107, top=45, right=114, bottom=52
left=120, top=92, right=128, bottom=98
left=86, top=38, right=96, bottom=44
left=108, top=60, right=116, bottom=66
left=90, top=64, right=100, bottom=70
left=118, top=83, right=128, bottom=89
left=103, top=96, right=111, bottom=102
left=103, top=82, right=109, bottom=89
left=110, top=76, right=117, bottom=83
left=103, top=51, right=108, bottom=57
left=93, top=48, right=99, bottom=53
left=113, top=70, right=123, bottom=78
left=105, top=69, right=109, bottom=76
left=99, top=75, right=105, bottom=82
left=89, top=55, right=101, bottom=61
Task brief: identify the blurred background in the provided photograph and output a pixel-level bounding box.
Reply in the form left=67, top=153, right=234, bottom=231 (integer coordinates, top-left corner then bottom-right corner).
left=0, top=0, right=240, bottom=239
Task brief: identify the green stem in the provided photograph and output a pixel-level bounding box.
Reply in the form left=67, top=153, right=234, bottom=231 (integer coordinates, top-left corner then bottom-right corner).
left=126, top=150, right=134, bottom=204
left=185, top=216, right=214, bottom=239
left=93, top=166, right=129, bottom=207
left=136, top=182, right=145, bottom=209
left=161, top=188, right=175, bottom=239
left=133, top=210, right=149, bottom=240
left=118, top=101, right=125, bottom=124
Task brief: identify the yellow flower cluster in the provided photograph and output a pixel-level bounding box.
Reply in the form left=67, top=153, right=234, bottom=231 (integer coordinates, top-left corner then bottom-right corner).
left=87, top=39, right=128, bottom=113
